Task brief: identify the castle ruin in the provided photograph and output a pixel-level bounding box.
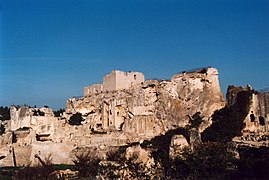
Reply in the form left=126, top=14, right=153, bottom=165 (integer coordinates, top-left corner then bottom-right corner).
left=84, top=70, right=144, bottom=96
left=0, top=67, right=226, bottom=166
left=227, top=85, right=269, bottom=144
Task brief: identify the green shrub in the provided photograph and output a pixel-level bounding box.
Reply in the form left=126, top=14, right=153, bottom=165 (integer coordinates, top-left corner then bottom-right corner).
left=68, top=113, right=84, bottom=125
left=33, top=110, right=45, bottom=116
left=100, top=151, right=154, bottom=179
left=0, top=106, right=10, bottom=120
left=167, top=142, right=238, bottom=179
left=53, top=108, right=65, bottom=117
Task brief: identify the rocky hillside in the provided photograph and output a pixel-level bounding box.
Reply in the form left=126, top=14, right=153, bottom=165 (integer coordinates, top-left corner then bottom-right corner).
left=0, top=67, right=225, bottom=166
left=66, top=67, right=225, bottom=137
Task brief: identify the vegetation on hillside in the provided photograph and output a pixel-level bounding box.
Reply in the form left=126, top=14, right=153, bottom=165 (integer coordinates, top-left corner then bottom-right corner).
left=33, top=109, right=45, bottom=116
left=0, top=124, right=5, bottom=135
left=72, top=151, right=101, bottom=178
left=0, top=88, right=268, bottom=179
left=0, top=106, right=10, bottom=120
left=53, top=108, right=65, bottom=117
left=68, top=112, right=84, bottom=125
left=12, top=154, right=55, bottom=180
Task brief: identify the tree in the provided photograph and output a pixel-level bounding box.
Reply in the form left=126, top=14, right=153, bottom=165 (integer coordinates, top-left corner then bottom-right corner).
left=53, top=108, right=65, bottom=117
left=68, top=113, right=84, bottom=125
left=33, top=109, right=45, bottom=116
left=0, top=106, right=10, bottom=120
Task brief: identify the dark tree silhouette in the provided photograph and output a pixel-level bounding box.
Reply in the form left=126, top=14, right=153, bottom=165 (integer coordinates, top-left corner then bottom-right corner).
left=68, top=113, right=84, bottom=125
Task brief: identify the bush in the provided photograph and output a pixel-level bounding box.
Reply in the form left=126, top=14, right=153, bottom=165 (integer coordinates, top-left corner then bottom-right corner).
left=100, top=151, right=153, bottom=179
left=68, top=113, right=84, bottom=125
left=53, top=108, right=65, bottom=117
left=33, top=109, right=45, bottom=116
left=236, top=146, right=269, bottom=179
left=0, top=106, right=10, bottom=120
left=72, top=151, right=101, bottom=178
left=167, top=142, right=238, bottom=179
left=13, top=154, right=55, bottom=179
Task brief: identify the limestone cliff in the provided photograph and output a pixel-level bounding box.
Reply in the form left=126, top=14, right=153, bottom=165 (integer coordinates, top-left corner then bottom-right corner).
left=66, top=67, right=225, bottom=137
left=0, top=67, right=225, bottom=166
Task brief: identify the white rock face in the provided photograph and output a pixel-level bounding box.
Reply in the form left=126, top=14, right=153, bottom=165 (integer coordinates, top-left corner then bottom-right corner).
left=66, top=67, right=225, bottom=137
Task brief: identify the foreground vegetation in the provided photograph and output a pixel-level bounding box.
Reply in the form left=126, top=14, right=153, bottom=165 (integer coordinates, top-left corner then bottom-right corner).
left=1, top=143, right=268, bottom=179
left=1, top=90, right=268, bottom=179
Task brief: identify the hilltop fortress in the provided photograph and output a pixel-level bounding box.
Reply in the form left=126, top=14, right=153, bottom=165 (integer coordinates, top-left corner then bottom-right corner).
left=84, top=70, right=144, bottom=96
left=66, top=68, right=225, bottom=135
left=0, top=67, right=268, bottom=166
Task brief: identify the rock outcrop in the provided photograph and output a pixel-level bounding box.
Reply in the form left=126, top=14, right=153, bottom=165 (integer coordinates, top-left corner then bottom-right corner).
left=0, top=67, right=225, bottom=166
left=169, top=134, right=189, bottom=158
left=225, top=85, right=269, bottom=149
left=66, top=67, right=225, bottom=137
left=227, top=85, right=269, bottom=133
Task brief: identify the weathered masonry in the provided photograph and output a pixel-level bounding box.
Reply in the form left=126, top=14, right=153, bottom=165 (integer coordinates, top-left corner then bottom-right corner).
left=227, top=85, right=269, bottom=133
left=84, top=70, right=145, bottom=96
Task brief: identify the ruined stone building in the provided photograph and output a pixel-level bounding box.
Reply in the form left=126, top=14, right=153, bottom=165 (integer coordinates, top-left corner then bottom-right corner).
left=227, top=85, right=269, bottom=134
left=84, top=70, right=144, bottom=96
left=68, top=67, right=225, bottom=135
left=0, top=67, right=226, bottom=166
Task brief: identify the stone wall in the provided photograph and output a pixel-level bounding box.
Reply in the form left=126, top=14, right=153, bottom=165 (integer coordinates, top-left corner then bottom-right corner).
left=110, top=70, right=144, bottom=91
left=226, top=86, right=269, bottom=133
left=103, top=70, right=117, bottom=92
left=84, top=84, right=103, bottom=96
left=245, top=92, right=269, bottom=133
left=84, top=70, right=145, bottom=95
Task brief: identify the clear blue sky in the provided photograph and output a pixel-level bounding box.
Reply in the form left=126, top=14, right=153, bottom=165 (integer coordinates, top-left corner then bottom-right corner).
left=0, top=0, right=268, bottom=110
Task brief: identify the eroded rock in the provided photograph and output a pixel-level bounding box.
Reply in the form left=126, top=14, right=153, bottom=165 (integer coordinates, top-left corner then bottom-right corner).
left=0, top=67, right=225, bottom=166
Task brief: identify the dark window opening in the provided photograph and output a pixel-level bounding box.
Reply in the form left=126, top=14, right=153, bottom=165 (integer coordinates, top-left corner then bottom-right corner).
left=96, top=123, right=102, bottom=128
left=119, top=122, right=124, bottom=131
left=134, top=74, right=137, bottom=80
left=110, top=110, right=112, bottom=115
left=36, top=134, right=51, bottom=141
left=12, top=132, right=17, bottom=143
left=259, top=116, right=265, bottom=126
left=250, top=114, right=255, bottom=122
